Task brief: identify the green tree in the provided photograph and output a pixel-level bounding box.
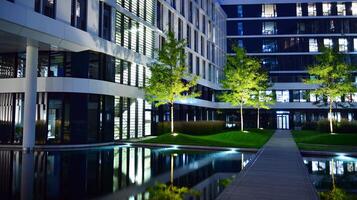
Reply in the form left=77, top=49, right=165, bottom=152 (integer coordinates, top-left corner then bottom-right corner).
left=145, top=32, right=198, bottom=135
left=220, top=47, right=263, bottom=131
left=305, top=48, right=356, bottom=134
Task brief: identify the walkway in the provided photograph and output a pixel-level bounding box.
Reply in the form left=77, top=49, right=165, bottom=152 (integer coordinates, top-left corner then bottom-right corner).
left=217, top=130, right=319, bottom=200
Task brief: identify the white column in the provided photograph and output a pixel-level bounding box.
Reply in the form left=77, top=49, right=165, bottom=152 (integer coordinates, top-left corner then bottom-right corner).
left=23, top=42, right=38, bottom=151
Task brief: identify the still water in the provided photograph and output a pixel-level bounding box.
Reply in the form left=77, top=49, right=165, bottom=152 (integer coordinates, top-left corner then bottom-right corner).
left=0, top=146, right=254, bottom=200
left=303, top=154, right=357, bottom=194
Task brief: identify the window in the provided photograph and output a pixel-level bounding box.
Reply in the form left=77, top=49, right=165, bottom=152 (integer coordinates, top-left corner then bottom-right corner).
left=308, top=3, right=316, bottom=16
left=276, top=90, right=289, bottom=102
left=353, top=3, right=357, bottom=16
left=194, top=31, right=198, bottom=52
left=309, top=39, right=318, bottom=52
left=262, top=4, right=276, bottom=17
left=322, top=3, right=331, bottom=16
left=237, top=5, right=243, bottom=17
left=337, top=3, right=346, bottom=16
left=188, top=53, right=193, bottom=73
left=323, top=38, right=333, bottom=49
left=178, top=18, right=183, bottom=40
left=187, top=25, right=191, bottom=48
left=262, top=21, right=276, bottom=35
left=35, top=0, right=56, bottom=18
left=196, top=57, right=200, bottom=76
left=180, top=0, right=185, bottom=16
left=338, top=38, right=348, bottom=52
left=156, top=2, right=163, bottom=30
left=195, top=8, right=199, bottom=28
left=71, top=0, right=87, bottom=31
left=262, top=39, right=277, bottom=52
left=201, top=36, right=205, bottom=56
left=296, top=3, right=302, bottom=16
left=189, top=1, right=193, bottom=22
left=99, top=2, right=111, bottom=41
left=354, top=38, right=357, bottom=52
left=202, top=60, right=206, bottom=79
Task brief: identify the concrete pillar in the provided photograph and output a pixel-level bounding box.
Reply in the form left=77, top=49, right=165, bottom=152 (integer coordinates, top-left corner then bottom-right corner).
left=23, top=41, right=38, bottom=151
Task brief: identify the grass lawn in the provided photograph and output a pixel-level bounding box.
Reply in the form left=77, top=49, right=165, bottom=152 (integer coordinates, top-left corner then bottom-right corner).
left=142, top=129, right=274, bottom=149
left=292, top=130, right=357, bottom=152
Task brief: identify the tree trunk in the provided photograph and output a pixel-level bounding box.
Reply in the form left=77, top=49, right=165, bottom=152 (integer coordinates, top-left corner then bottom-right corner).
left=329, top=101, right=333, bottom=134
left=240, top=104, right=244, bottom=132
left=257, top=108, right=260, bottom=129
left=171, top=103, right=174, bottom=134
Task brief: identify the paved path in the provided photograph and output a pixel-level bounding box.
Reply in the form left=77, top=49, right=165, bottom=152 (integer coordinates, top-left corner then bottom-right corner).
left=217, top=130, right=319, bottom=200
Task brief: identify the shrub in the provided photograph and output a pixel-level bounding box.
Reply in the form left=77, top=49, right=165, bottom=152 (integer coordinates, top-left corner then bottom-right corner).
left=319, top=187, right=357, bottom=200
left=156, top=120, right=225, bottom=135
left=336, top=119, right=357, bottom=134
left=302, top=121, right=318, bottom=130
left=317, top=119, right=338, bottom=133
left=147, top=183, right=200, bottom=200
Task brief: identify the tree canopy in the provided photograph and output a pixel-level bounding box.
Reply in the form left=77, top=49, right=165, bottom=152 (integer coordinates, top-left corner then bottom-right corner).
left=145, top=31, right=198, bottom=107
left=305, top=47, right=356, bottom=133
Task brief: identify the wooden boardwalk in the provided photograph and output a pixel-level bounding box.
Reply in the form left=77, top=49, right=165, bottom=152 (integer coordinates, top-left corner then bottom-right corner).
left=217, top=130, right=319, bottom=200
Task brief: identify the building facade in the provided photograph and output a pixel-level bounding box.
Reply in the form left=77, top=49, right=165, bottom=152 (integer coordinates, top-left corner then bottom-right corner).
left=219, top=0, right=357, bottom=129
left=0, top=0, right=226, bottom=147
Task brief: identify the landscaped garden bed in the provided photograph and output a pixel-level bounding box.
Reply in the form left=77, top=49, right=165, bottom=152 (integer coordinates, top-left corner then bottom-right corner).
left=292, top=130, right=357, bottom=152
left=143, top=129, right=274, bottom=149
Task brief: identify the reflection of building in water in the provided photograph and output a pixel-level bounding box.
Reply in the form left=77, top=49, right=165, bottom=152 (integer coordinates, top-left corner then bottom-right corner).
left=304, top=157, right=357, bottom=192
left=305, top=158, right=357, bottom=175
left=0, top=148, right=250, bottom=200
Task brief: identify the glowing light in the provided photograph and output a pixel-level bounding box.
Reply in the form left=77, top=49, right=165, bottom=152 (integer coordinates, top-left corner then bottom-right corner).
left=336, top=153, right=355, bottom=161
left=243, top=130, right=249, bottom=133
left=172, top=133, right=179, bottom=137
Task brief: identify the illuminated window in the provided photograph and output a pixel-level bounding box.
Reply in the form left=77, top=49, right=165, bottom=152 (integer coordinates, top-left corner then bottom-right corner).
left=323, top=38, right=333, bottom=49
left=262, top=39, right=277, bottom=52
left=296, top=3, right=302, bottom=16
left=276, top=90, right=289, bottom=103
left=354, top=38, right=357, bottom=52
left=308, top=3, right=316, bottom=16
left=322, top=3, right=331, bottom=16
left=338, top=38, right=348, bottom=52
left=262, top=21, right=277, bottom=35
left=262, top=4, right=276, bottom=17
left=337, top=3, right=346, bottom=16
left=352, top=3, right=357, bottom=15
left=309, top=39, right=318, bottom=52
left=71, top=0, right=87, bottom=30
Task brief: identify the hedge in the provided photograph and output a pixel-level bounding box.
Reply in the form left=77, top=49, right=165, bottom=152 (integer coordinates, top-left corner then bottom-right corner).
left=156, top=120, right=226, bottom=135
left=302, top=119, right=357, bottom=133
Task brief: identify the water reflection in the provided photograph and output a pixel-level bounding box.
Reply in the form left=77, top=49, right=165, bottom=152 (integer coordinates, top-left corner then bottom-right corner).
left=303, top=155, right=357, bottom=193
left=0, top=146, right=254, bottom=200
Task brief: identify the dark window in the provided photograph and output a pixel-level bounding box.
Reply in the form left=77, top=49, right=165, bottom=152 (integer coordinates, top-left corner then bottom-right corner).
left=71, top=0, right=87, bottom=31
left=180, top=0, right=185, bottom=16
left=189, top=1, right=193, bottom=23
left=196, top=57, right=200, bottom=76
left=34, top=0, right=56, bottom=18
left=188, top=53, right=193, bottom=73
left=99, top=2, right=112, bottom=41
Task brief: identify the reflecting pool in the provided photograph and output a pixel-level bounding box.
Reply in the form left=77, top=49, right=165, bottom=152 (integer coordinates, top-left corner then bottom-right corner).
left=303, top=154, right=357, bottom=194
left=0, top=146, right=254, bottom=200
